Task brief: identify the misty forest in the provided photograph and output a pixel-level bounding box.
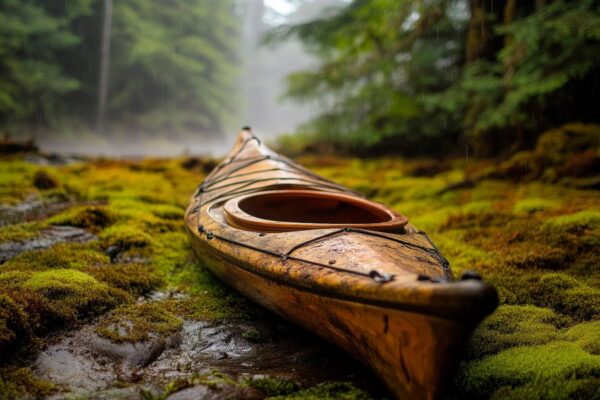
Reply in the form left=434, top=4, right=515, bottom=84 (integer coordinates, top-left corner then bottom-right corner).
left=0, top=1, right=599, bottom=399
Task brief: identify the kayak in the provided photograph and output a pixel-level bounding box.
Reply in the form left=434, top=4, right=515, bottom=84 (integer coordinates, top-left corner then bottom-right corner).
left=184, top=128, right=498, bottom=399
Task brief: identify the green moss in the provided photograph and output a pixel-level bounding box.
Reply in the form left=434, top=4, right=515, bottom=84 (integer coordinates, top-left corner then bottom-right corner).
left=0, top=295, right=29, bottom=356
left=489, top=377, right=600, bottom=400
left=503, top=246, right=569, bottom=270
left=0, top=221, right=44, bottom=243
left=84, top=263, right=161, bottom=296
left=466, top=305, right=568, bottom=359
left=247, top=377, right=299, bottom=396
left=532, top=273, right=600, bottom=321
left=563, top=322, right=600, bottom=355
left=0, top=368, right=55, bottom=399
left=95, top=302, right=182, bottom=342
left=22, top=269, right=129, bottom=324
left=241, top=326, right=270, bottom=343
left=2, top=243, right=109, bottom=272
left=146, top=204, right=185, bottom=220
left=268, top=382, right=371, bottom=400
left=46, top=205, right=114, bottom=231
left=99, top=223, right=153, bottom=250
left=513, top=198, right=559, bottom=214
left=458, top=341, right=600, bottom=399
left=542, top=211, right=600, bottom=234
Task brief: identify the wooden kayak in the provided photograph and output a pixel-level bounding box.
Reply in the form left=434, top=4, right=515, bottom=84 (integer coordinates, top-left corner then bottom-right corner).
left=184, top=128, right=498, bottom=399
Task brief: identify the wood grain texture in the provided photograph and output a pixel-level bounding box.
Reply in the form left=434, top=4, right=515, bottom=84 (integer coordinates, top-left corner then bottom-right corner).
left=185, top=129, right=498, bottom=399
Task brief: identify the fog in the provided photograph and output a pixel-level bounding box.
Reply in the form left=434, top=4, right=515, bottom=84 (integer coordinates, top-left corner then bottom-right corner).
left=30, top=0, right=343, bottom=157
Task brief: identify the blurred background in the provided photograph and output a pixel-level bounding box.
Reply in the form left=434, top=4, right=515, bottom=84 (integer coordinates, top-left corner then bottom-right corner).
left=0, top=0, right=598, bottom=157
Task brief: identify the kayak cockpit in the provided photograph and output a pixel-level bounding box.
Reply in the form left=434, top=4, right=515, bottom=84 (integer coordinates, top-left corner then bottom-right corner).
left=223, top=189, right=408, bottom=232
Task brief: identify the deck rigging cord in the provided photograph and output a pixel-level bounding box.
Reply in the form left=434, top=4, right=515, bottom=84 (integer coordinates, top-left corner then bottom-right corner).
left=192, top=134, right=451, bottom=283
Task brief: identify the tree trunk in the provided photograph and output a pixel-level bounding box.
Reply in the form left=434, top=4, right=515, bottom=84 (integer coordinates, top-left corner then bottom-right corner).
left=96, top=0, right=113, bottom=134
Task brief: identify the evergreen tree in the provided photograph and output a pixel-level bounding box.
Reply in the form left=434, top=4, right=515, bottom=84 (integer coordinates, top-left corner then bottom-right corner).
left=274, top=0, right=600, bottom=156
left=0, top=0, right=95, bottom=128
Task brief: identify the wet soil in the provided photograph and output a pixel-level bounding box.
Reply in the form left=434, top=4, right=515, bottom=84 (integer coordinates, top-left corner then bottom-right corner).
left=31, top=292, right=382, bottom=399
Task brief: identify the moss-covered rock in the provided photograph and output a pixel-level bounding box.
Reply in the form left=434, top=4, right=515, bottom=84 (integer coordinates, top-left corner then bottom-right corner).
left=95, top=302, right=182, bottom=342
left=247, top=377, right=300, bottom=396
left=0, top=368, right=55, bottom=399
left=2, top=242, right=109, bottom=272
left=0, top=295, right=29, bottom=357
left=46, top=205, right=114, bottom=231
left=99, top=223, right=153, bottom=251
left=268, top=382, right=371, bottom=400
left=22, top=269, right=129, bottom=324
left=84, top=263, right=161, bottom=296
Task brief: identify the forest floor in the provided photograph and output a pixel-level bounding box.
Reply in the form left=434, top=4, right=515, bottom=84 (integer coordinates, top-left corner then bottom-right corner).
left=0, top=127, right=598, bottom=399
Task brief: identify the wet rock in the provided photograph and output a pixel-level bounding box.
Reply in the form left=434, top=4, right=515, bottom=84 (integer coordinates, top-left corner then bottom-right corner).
left=89, top=332, right=180, bottom=369
left=0, top=225, right=95, bottom=263
left=0, top=197, right=71, bottom=226
left=166, top=385, right=211, bottom=400
left=34, top=336, right=117, bottom=393
left=105, top=245, right=121, bottom=262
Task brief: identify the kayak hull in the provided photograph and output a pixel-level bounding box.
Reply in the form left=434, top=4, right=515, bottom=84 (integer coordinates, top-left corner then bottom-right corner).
left=188, top=228, right=476, bottom=400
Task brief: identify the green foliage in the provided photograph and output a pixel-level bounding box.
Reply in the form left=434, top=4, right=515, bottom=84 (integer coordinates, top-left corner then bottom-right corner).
left=460, top=0, right=600, bottom=138
left=271, top=0, right=464, bottom=150
left=107, top=0, right=239, bottom=134
left=276, top=0, right=600, bottom=155
left=0, top=0, right=94, bottom=126
left=0, top=0, right=239, bottom=135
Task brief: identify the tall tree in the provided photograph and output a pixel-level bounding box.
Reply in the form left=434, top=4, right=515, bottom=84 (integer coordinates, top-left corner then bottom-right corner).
left=95, top=0, right=112, bottom=134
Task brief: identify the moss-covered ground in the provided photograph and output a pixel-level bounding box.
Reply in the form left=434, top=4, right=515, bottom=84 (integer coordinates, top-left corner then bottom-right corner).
left=0, top=128, right=598, bottom=399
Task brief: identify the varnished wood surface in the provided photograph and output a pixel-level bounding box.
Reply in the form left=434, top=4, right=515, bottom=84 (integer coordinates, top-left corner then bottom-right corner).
left=185, top=129, right=498, bottom=399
